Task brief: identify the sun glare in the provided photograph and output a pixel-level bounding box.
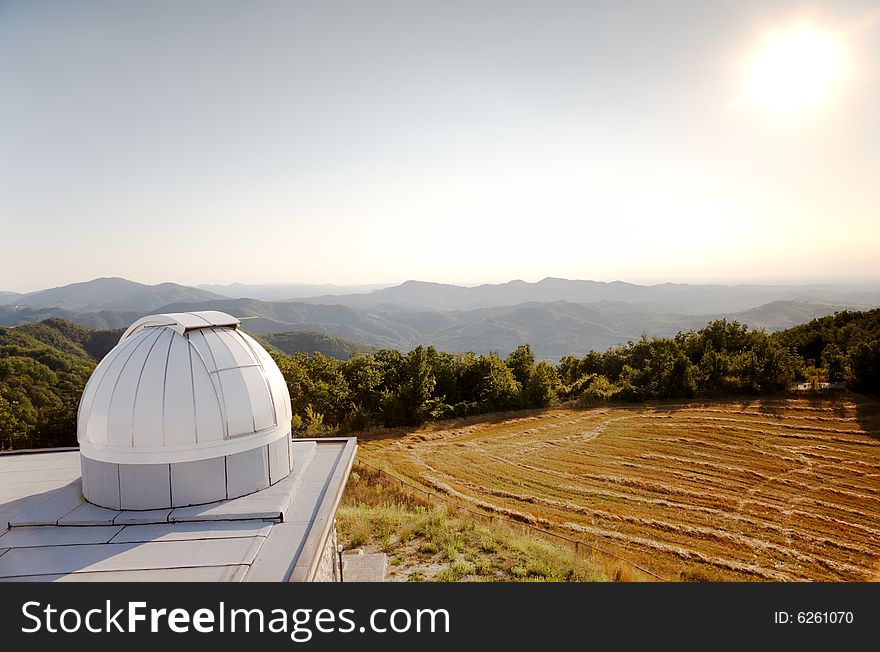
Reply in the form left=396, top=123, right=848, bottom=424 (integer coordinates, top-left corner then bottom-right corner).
left=749, top=24, right=846, bottom=113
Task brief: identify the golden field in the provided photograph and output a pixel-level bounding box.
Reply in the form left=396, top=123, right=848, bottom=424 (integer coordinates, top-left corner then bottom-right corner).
left=352, top=396, right=880, bottom=581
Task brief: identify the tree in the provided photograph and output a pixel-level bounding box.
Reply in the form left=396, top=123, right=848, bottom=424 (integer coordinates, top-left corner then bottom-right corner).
left=580, top=374, right=618, bottom=403
left=0, top=395, right=28, bottom=450
left=523, top=361, right=559, bottom=407
left=430, top=349, right=461, bottom=405
left=275, top=352, right=351, bottom=427
left=340, top=353, right=383, bottom=415
left=647, top=347, right=695, bottom=398
left=820, top=343, right=846, bottom=383
left=469, top=354, right=520, bottom=411
left=505, top=345, right=536, bottom=387
left=396, top=346, right=439, bottom=424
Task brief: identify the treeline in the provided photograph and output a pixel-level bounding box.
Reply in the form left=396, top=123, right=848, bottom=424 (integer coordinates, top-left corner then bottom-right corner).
left=559, top=319, right=798, bottom=401
left=276, top=319, right=804, bottom=433
left=275, top=344, right=559, bottom=432
left=3, top=312, right=880, bottom=448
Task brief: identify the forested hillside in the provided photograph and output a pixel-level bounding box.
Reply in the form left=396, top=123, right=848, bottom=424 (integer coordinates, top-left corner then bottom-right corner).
left=772, top=308, right=880, bottom=394
left=0, top=321, right=101, bottom=449
left=2, top=311, right=879, bottom=450
left=259, top=331, right=379, bottom=360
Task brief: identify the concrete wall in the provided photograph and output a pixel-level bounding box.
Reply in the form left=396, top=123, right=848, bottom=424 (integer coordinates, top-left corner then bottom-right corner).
left=312, top=524, right=339, bottom=582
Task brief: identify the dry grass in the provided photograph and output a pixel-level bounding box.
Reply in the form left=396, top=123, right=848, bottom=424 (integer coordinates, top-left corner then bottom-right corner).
left=337, top=467, right=620, bottom=581
left=350, top=395, right=880, bottom=581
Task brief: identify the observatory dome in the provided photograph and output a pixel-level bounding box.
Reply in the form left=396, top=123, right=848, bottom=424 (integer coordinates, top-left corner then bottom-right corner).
left=77, top=311, right=294, bottom=510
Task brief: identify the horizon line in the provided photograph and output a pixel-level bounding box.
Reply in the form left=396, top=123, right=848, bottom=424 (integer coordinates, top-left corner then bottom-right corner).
left=6, top=274, right=880, bottom=295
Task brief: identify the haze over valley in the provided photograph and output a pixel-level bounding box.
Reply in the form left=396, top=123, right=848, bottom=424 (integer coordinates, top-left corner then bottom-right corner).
left=2, top=276, right=878, bottom=359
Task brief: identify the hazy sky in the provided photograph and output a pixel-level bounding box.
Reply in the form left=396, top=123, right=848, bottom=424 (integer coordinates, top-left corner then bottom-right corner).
left=2, top=0, right=879, bottom=292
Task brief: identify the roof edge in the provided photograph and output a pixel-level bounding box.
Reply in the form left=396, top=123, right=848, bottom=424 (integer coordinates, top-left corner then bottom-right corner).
left=0, top=446, right=79, bottom=457
left=297, top=437, right=357, bottom=582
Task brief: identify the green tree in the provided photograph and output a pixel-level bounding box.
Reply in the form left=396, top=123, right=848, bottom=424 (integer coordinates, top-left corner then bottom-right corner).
left=523, top=360, right=559, bottom=407
left=505, top=344, right=536, bottom=386
left=820, top=343, right=846, bottom=383
left=580, top=374, right=618, bottom=403
left=646, top=345, right=695, bottom=398
left=340, top=353, right=383, bottom=416
left=396, top=345, right=439, bottom=424
left=469, top=354, right=520, bottom=411
left=275, top=352, right=351, bottom=427
left=0, top=394, right=28, bottom=449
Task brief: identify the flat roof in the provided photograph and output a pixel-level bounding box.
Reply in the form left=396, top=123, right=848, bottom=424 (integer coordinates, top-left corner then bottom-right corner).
left=0, top=438, right=356, bottom=582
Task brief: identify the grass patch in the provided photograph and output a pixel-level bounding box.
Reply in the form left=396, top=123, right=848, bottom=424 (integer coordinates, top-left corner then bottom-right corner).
left=418, top=541, right=439, bottom=555
left=337, top=467, right=608, bottom=582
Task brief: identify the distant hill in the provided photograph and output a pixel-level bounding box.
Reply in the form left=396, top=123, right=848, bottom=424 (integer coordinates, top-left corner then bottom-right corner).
left=259, top=331, right=379, bottom=360
left=197, top=282, right=392, bottom=301
left=4, top=277, right=224, bottom=311
left=7, top=276, right=879, bottom=315
left=153, top=297, right=418, bottom=348
left=404, top=299, right=849, bottom=358
left=0, top=305, right=140, bottom=330
left=62, top=296, right=858, bottom=359
left=0, top=295, right=865, bottom=360
left=298, top=278, right=880, bottom=314
left=729, top=300, right=857, bottom=332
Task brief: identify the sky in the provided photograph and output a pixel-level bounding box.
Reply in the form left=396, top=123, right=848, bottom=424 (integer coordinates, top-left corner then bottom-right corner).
left=1, top=0, right=879, bottom=292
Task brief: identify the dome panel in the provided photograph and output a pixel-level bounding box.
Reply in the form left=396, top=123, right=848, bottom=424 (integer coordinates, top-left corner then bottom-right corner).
left=239, top=331, right=291, bottom=424
left=240, top=365, right=276, bottom=432
left=216, top=329, right=258, bottom=367
left=84, top=333, right=144, bottom=447
left=132, top=329, right=172, bottom=448
left=191, top=350, right=224, bottom=443
left=77, top=334, right=136, bottom=445
left=217, top=368, right=257, bottom=437
left=163, top=333, right=197, bottom=447
left=107, top=328, right=163, bottom=448
left=203, top=328, right=241, bottom=371
left=189, top=329, right=220, bottom=373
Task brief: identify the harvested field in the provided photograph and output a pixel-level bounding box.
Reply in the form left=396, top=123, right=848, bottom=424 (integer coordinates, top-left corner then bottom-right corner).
left=353, top=396, right=880, bottom=581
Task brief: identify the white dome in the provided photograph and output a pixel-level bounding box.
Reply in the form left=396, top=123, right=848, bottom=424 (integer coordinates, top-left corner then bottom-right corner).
left=77, top=311, right=294, bottom=510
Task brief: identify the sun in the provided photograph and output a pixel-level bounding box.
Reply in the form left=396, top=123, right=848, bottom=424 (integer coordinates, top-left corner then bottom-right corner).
left=749, top=24, right=846, bottom=113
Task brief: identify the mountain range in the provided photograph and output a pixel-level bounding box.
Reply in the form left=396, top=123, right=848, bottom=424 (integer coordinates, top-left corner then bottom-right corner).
left=3, top=277, right=223, bottom=311
left=295, top=278, right=880, bottom=314
left=2, top=277, right=878, bottom=358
